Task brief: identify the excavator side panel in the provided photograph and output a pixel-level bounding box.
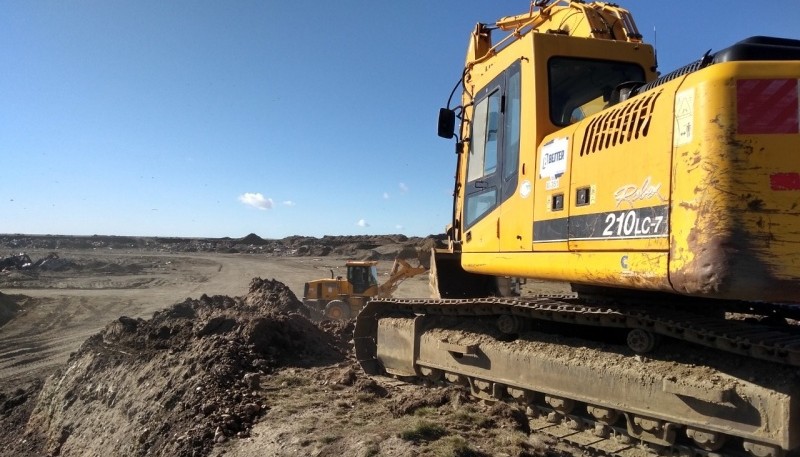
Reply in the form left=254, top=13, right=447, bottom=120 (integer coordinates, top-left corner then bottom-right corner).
left=669, top=61, right=800, bottom=301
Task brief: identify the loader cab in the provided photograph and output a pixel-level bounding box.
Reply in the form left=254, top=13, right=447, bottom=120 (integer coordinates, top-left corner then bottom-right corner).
left=346, top=261, right=379, bottom=295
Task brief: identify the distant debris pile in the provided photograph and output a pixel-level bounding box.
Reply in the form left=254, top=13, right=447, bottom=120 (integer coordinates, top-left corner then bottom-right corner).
left=0, top=253, right=73, bottom=272
left=239, top=233, right=268, bottom=246
left=0, top=233, right=449, bottom=258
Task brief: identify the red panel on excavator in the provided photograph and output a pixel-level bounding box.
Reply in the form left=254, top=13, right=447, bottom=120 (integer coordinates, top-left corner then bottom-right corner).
left=737, top=78, right=799, bottom=134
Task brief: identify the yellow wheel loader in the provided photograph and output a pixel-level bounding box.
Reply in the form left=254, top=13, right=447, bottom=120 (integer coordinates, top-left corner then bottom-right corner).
left=303, top=258, right=426, bottom=320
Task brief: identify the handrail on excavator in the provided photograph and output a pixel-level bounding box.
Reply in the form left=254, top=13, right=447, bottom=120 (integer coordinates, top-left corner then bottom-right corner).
left=467, top=0, right=642, bottom=69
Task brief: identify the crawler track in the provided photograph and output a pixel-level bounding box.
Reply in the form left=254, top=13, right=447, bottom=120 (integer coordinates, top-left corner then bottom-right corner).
left=357, top=296, right=800, bottom=368
left=355, top=297, right=800, bottom=457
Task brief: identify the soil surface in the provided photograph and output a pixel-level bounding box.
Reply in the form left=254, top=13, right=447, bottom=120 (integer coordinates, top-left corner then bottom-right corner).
left=0, top=235, right=577, bottom=457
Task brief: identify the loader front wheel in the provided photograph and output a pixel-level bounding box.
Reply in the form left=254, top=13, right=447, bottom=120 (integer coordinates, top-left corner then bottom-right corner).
left=324, top=300, right=351, bottom=320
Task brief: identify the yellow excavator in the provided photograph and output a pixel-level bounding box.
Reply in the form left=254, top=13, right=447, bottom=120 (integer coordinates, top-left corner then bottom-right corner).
left=303, top=258, right=426, bottom=319
left=355, top=1, right=800, bottom=456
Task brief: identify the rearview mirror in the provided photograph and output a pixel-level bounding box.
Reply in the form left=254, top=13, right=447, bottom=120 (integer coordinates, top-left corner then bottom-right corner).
left=437, top=108, right=456, bottom=139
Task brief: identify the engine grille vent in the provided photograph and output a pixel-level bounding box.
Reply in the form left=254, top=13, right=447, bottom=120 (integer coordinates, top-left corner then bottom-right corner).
left=579, top=90, right=662, bottom=156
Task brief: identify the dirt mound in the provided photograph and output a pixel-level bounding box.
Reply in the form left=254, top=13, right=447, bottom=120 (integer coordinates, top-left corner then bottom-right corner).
left=77, top=259, right=143, bottom=275
left=243, top=277, right=308, bottom=317
left=5, top=279, right=346, bottom=457
left=0, top=292, right=20, bottom=327
left=239, top=233, right=268, bottom=246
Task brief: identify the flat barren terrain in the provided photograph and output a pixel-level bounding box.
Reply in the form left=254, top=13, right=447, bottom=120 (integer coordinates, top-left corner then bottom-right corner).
left=0, top=249, right=428, bottom=391
left=0, top=249, right=428, bottom=393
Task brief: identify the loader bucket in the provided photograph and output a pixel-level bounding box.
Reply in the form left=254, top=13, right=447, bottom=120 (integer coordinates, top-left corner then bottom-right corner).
left=429, top=249, right=499, bottom=298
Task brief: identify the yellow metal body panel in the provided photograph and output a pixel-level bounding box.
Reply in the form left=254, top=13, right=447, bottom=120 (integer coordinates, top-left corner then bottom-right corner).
left=669, top=61, right=800, bottom=301
left=463, top=251, right=669, bottom=290
left=304, top=278, right=353, bottom=302
left=453, top=13, right=800, bottom=302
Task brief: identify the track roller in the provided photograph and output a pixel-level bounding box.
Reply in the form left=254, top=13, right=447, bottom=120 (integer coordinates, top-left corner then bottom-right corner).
left=744, top=441, right=785, bottom=457
left=626, top=414, right=677, bottom=446
left=626, top=328, right=658, bottom=353
left=686, top=426, right=726, bottom=451
left=419, top=366, right=443, bottom=383
left=497, top=314, right=522, bottom=334
left=586, top=405, right=620, bottom=425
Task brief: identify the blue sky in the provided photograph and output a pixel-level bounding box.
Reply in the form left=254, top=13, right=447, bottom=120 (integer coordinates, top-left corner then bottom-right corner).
left=2, top=1, right=798, bottom=239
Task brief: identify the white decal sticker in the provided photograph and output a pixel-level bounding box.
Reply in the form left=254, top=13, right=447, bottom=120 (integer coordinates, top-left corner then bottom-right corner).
left=519, top=180, right=532, bottom=198
left=674, top=88, right=694, bottom=147
left=614, top=176, right=667, bottom=208
left=539, top=137, right=568, bottom=179
left=545, top=178, right=560, bottom=190
left=602, top=211, right=665, bottom=237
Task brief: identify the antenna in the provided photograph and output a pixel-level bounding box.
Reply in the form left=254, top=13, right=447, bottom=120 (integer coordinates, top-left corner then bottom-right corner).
left=653, top=26, right=659, bottom=74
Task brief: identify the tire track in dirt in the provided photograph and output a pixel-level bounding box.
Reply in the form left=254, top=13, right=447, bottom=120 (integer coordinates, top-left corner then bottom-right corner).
left=0, top=253, right=230, bottom=392
left=0, top=331, right=91, bottom=391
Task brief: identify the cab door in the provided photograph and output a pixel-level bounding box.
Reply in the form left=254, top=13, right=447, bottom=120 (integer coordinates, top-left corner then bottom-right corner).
left=463, top=63, right=521, bottom=252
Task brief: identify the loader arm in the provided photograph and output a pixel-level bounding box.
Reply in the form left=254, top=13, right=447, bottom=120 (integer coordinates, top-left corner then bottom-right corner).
left=376, top=259, right=427, bottom=299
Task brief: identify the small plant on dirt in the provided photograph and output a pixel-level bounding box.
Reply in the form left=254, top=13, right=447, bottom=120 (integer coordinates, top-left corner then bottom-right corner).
left=398, top=420, right=448, bottom=443
left=412, top=406, right=437, bottom=417
left=273, top=373, right=311, bottom=387
left=452, top=408, right=493, bottom=428
left=352, top=437, right=383, bottom=457
left=429, top=435, right=490, bottom=457
left=355, top=392, right=376, bottom=403
left=488, top=429, right=533, bottom=456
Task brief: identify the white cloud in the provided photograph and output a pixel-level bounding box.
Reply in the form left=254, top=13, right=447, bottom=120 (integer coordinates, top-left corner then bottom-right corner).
left=238, top=192, right=273, bottom=210
left=282, top=200, right=296, bottom=207
left=399, top=182, right=409, bottom=193
left=395, top=224, right=404, bottom=230
left=356, top=219, right=370, bottom=227
left=383, top=192, right=390, bottom=200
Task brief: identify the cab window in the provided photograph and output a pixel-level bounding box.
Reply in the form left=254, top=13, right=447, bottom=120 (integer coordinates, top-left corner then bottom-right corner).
left=467, top=89, right=501, bottom=182
left=464, top=62, right=521, bottom=230
left=548, top=57, right=644, bottom=126
left=464, top=89, right=502, bottom=228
